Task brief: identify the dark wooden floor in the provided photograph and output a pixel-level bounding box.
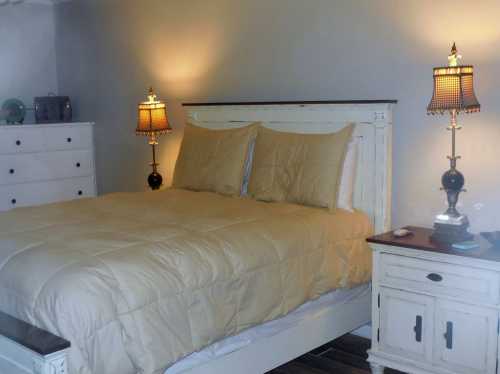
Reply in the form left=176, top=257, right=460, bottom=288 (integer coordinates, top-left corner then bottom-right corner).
left=267, top=334, right=405, bottom=374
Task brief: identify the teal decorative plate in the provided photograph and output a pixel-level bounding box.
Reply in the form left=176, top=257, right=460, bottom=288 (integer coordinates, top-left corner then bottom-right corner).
left=2, top=98, right=26, bottom=124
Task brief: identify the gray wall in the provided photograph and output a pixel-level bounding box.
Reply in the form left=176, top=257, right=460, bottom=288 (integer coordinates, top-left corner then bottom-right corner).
left=0, top=2, right=58, bottom=124
left=54, top=0, right=500, bottom=232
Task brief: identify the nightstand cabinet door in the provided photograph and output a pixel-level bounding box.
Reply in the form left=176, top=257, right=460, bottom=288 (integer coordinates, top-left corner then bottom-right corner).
left=379, top=288, right=434, bottom=363
left=434, top=300, right=498, bottom=374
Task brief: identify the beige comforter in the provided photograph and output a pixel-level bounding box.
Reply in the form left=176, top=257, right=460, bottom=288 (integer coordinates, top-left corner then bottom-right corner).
left=0, top=189, right=372, bottom=374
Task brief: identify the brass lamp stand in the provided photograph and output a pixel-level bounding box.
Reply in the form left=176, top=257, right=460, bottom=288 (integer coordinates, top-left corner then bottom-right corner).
left=442, top=109, right=464, bottom=218
left=136, top=87, right=172, bottom=190
left=147, top=132, right=163, bottom=190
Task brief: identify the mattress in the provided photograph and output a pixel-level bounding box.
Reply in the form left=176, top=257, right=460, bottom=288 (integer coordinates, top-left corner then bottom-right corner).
left=0, top=188, right=373, bottom=374
left=165, top=283, right=371, bottom=373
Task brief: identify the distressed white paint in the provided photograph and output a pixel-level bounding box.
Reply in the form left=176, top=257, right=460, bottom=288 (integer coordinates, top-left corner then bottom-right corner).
left=380, top=253, right=500, bottom=304
left=186, top=102, right=394, bottom=234
left=0, top=122, right=97, bottom=211
left=369, top=243, right=500, bottom=374
left=0, top=335, right=68, bottom=374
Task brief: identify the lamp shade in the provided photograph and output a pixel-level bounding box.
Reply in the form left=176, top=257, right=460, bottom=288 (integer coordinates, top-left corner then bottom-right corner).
left=427, top=65, right=480, bottom=114
left=136, top=87, right=172, bottom=136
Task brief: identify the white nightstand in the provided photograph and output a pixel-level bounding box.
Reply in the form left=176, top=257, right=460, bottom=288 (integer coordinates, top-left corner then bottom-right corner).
left=367, top=226, right=500, bottom=374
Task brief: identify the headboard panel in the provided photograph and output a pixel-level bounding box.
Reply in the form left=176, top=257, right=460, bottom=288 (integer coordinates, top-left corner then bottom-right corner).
left=183, top=101, right=396, bottom=234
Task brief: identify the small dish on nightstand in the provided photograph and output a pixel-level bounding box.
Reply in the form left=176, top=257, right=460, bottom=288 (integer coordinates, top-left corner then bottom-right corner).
left=392, top=228, right=413, bottom=238
left=451, top=240, right=479, bottom=251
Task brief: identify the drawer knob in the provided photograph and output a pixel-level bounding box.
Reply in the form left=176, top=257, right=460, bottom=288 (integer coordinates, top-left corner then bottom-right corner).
left=67, top=137, right=72, bottom=143
left=426, top=273, right=443, bottom=282
left=15, top=140, right=21, bottom=146
left=76, top=162, right=81, bottom=168
left=9, top=169, right=14, bottom=174
left=78, top=190, right=83, bottom=196
left=11, top=199, right=16, bottom=205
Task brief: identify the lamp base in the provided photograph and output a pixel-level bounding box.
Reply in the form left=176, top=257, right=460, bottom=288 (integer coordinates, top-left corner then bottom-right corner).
left=430, top=214, right=473, bottom=244
left=148, top=171, right=163, bottom=190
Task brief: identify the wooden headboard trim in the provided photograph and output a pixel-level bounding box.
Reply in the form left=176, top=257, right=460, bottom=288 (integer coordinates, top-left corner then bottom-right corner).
left=183, top=99, right=397, bottom=107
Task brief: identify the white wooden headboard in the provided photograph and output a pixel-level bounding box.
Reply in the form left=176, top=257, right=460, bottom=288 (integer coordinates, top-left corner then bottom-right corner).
left=183, top=101, right=396, bottom=234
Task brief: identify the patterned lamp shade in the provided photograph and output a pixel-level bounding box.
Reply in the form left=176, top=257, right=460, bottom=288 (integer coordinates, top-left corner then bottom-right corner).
left=136, top=87, right=172, bottom=136
left=427, top=65, right=480, bottom=114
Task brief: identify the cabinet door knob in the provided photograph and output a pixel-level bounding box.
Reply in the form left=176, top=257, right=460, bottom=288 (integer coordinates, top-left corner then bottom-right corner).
left=9, top=169, right=14, bottom=174
left=11, top=199, right=16, bottom=205
left=67, top=137, right=72, bottom=143
left=15, top=140, right=21, bottom=146
left=76, top=162, right=81, bottom=168
left=426, top=273, right=443, bottom=282
left=78, top=190, right=83, bottom=196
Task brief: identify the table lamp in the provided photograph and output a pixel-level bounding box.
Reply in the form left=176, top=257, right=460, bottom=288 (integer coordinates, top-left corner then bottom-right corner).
left=427, top=43, right=480, bottom=243
left=136, top=87, right=172, bottom=190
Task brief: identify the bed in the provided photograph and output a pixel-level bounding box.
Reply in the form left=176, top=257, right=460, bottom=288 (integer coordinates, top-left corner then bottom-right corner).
left=0, top=100, right=395, bottom=374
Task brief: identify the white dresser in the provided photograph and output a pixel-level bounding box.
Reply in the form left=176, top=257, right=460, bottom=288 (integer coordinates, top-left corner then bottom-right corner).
left=0, top=122, right=96, bottom=211
left=368, top=226, right=500, bottom=374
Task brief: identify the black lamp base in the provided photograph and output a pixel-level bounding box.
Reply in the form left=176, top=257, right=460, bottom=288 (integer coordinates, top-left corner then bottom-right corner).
left=431, top=219, right=473, bottom=244
left=148, top=171, right=163, bottom=190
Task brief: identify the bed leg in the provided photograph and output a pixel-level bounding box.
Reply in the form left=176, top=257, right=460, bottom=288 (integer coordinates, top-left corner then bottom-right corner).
left=370, top=363, right=384, bottom=374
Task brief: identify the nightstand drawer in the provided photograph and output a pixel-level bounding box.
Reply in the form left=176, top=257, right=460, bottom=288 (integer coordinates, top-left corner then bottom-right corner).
left=380, top=253, right=500, bottom=304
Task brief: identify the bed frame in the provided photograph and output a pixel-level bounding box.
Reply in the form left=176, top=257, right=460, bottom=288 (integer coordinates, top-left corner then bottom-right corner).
left=178, top=100, right=396, bottom=373
left=0, top=100, right=395, bottom=374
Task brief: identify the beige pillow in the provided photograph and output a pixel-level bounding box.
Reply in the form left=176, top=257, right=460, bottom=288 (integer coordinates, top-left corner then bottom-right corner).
left=173, top=122, right=259, bottom=196
left=248, top=124, right=354, bottom=210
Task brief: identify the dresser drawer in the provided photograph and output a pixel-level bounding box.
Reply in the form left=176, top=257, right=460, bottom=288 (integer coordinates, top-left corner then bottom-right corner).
left=0, top=127, right=45, bottom=154
left=380, top=253, right=500, bottom=304
left=0, top=176, right=96, bottom=211
left=0, top=150, right=94, bottom=185
left=43, top=125, right=93, bottom=151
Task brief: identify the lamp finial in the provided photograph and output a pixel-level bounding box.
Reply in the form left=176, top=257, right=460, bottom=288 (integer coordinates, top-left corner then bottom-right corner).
left=147, top=86, right=157, bottom=103
left=448, top=42, right=462, bottom=67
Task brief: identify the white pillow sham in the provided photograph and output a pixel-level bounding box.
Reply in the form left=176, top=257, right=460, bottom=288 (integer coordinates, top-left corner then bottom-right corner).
left=240, top=137, right=256, bottom=196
